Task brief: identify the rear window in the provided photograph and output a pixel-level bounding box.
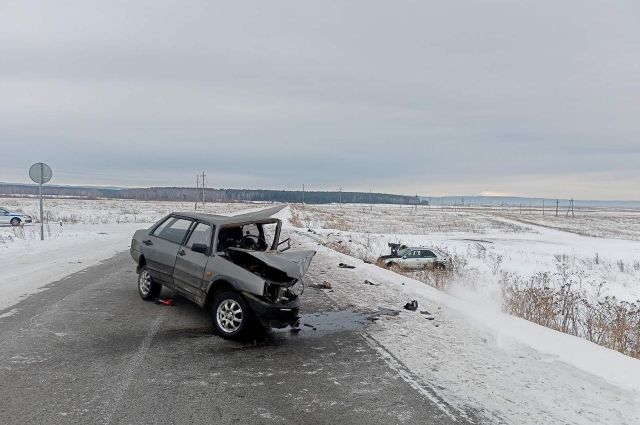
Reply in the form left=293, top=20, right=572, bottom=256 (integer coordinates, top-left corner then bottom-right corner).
left=423, top=250, right=436, bottom=258
left=153, top=217, right=193, bottom=244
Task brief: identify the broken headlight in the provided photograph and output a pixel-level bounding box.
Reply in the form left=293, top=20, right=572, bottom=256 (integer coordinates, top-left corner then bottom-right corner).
left=264, top=280, right=300, bottom=304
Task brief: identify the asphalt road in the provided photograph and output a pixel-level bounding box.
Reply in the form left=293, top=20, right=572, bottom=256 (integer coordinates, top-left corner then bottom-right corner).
left=0, top=251, right=479, bottom=425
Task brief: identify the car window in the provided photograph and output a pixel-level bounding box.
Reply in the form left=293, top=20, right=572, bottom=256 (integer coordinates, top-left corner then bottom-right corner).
left=423, top=250, right=436, bottom=258
left=186, top=223, right=213, bottom=249
left=154, top=218, right=193, bottom=244
left=405, top=250, right=420, bottom=258
left=0, top=207, right=8, bottom=213
left=151, top=217, right=172, bottom=237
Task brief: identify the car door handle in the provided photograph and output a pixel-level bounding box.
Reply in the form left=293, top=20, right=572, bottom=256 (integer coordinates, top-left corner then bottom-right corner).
left=177, top=249, right=186, bottom=256
left=143, top=239, right=153, bottom=246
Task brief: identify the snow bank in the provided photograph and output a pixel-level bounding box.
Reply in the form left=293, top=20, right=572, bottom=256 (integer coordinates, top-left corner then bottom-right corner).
left=0, top=223, right=149, bottom=311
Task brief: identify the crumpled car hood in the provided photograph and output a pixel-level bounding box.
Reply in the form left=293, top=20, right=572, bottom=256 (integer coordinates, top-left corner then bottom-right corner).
left=226, top=248, right=316, bottom=280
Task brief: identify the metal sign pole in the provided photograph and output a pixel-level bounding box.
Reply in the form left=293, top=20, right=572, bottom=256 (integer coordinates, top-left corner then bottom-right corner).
left=29, top=162, right=52, bottom=241
left=39, top=181, right=44, bottom=240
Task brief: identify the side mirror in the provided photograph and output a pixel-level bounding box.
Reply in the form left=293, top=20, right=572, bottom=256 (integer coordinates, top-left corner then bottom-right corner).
left=191, top=243, right=208, bottom=254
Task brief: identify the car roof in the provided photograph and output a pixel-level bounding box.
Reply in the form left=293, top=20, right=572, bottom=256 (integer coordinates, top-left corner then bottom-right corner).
left=407, top=247, right=441, bottom=253
left=169, top=204, right=286, bottom=226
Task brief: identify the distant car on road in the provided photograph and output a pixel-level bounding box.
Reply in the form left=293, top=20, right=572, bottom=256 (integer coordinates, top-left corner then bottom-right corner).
left=130, top=206, right=315, bottom=339
left=378, top=242, right=450, bottom=270
left=0, top=207, right=33, bottom=226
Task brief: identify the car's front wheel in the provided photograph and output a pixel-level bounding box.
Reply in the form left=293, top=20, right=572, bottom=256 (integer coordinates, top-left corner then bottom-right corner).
left=138, top=266, right=161, bottom=300
left=211, top=291, right=255, bottom=339
left=10, top=218, right=21, bottom=226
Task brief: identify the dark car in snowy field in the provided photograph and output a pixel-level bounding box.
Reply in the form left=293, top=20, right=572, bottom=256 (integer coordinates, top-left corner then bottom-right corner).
left=0, top=207, right=33, bottom=226
left=130, top=206, right=315, bottom=339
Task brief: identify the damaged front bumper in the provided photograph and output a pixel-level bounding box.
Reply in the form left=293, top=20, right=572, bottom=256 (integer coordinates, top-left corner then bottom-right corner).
left=242, top=292, right=300, bottom=329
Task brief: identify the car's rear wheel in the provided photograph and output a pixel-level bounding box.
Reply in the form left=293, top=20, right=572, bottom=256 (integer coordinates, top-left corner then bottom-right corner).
left=10, top=218, right=21, bottom=226
left=211, top=291, right=255, bottom=339
left=138, top=266, right=161, bottom=300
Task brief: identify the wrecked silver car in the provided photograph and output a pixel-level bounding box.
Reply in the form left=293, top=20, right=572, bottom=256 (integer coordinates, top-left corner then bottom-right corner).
left=130, top=206, right=315, bottom=339
left=378, top=242, right=450, bottom=271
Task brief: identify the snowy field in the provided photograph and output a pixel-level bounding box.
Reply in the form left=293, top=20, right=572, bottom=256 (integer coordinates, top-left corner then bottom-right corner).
left=498, top=208, right=640, bottom=241
left=2, top=198, right=640, bottom=423
left=292, top=204, right=640, bottom=302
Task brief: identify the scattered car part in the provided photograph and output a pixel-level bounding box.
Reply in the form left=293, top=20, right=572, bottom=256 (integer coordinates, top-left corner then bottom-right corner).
left=404, top=300, right=418, bottom=311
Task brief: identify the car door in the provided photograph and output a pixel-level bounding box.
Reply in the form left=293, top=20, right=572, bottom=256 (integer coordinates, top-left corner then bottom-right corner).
left=173, top=222, right=214, bottom=304
left=143, top=217, right=194, bottom=286
left=399, top=250, right=421, bottom=270
left=0, top=208, right=10, bottom=225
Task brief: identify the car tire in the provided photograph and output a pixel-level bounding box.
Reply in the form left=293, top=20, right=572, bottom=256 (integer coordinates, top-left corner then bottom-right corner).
left=211, top=291, right=255, bottom=339
left=386, top=262, right=397, bottom=269
left=138, top=266, right=161, bottom=300
left=10, top=218, right=21, bottom=226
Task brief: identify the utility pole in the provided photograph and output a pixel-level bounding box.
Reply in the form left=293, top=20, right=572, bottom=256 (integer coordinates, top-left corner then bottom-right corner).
left=302, top=184, right=305, bottom=204
left=201, top=171, right=206, bottom=206
left=556, top=199, right=559, bottom=217
left=566, top=198, right=574, bottom=218
left=339, top=187, right=343, bottom=207
left=195, top=174, right=199, bottom=211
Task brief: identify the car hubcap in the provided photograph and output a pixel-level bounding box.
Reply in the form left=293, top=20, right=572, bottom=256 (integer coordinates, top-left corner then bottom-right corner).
left=139, top=270, right=151, bottom=295
left=216, top=300, right=243, bottom=333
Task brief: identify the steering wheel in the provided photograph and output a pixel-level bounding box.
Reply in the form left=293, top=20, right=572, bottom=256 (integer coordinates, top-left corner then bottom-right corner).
left=242, top=234, right=267, bottom=250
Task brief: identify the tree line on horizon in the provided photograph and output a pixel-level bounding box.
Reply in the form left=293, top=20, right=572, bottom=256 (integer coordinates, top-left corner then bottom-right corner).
left=0, top=183, right=422, bottom=205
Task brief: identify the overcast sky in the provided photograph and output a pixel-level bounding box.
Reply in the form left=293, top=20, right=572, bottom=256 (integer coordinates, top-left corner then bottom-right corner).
left=1, top=1, right=638, bottom=199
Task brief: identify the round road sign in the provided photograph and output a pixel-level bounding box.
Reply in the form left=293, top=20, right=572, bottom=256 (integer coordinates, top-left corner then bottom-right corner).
left=29, top=162, right=53, bottom=184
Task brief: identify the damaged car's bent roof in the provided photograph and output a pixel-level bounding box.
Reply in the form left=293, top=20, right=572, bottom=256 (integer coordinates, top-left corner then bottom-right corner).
left=173, top=205, right=287, bottom=226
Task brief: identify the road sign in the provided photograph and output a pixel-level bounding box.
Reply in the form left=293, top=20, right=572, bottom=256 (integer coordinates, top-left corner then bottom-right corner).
left=29, top=162, right=53, bottom=184
left=29, top=162, right=52, bottom=241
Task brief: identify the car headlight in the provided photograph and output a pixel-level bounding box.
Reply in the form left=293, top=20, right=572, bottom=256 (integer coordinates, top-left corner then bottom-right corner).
left=264, top=281, right=298, bottom=303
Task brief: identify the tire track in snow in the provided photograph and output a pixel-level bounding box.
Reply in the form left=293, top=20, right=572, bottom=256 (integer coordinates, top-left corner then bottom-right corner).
left=362, top=332, right=474, bottom=423
left=103, top=313, right=165, bottom=425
